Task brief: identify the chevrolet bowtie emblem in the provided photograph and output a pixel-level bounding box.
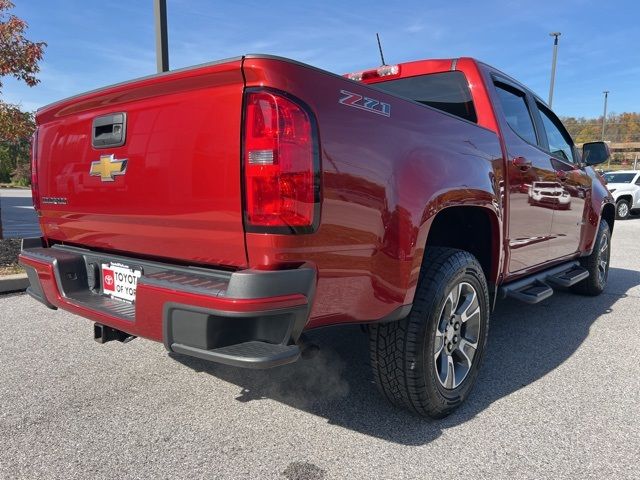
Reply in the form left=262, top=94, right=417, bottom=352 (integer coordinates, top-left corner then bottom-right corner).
left=89, top=154, right=127, bottom=182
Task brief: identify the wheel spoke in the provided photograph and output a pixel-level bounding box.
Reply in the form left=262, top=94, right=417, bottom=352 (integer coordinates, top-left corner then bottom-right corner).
left=457, top=284, right=479, bottom=324
left=461, top=302, right=480, bottom=324
left=458, top=339, right=477, bottom=369
left=434, top=331, right=445, bottom=360
left=445, top=286, right=459, bottom=317
left=437, top=349, right=449, bottom=384
left=443, top=355, right=456, bottom=389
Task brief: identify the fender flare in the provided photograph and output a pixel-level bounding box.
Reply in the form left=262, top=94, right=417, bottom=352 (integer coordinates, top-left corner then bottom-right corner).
left=404, top=198, right=504, bottom=306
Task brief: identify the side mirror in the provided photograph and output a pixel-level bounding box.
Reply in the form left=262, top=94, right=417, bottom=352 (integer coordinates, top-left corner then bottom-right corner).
left=582, top=141, right=610, bottom=166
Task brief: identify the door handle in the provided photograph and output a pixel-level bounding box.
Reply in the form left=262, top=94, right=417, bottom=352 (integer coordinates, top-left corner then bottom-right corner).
left=92, top=112, right=126, bottom=148
left=556, top=170, right=568, bottom=182
left=512, top=156, right=532, bottom=170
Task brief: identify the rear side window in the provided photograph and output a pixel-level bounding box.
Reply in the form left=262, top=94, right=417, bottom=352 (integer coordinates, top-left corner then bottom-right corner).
left=373, top=71, right=477, bottom=123
left=494, top=82, right=537, bottom=145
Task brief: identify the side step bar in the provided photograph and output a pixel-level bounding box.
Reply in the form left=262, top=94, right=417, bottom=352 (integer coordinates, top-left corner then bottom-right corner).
left=500, top=261, right=589, bottom=304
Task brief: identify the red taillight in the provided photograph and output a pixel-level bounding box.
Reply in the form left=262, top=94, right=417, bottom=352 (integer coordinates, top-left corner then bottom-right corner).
left=31, top=129, right=40, bottom=211
left=243, top=90, right=320, bottom=233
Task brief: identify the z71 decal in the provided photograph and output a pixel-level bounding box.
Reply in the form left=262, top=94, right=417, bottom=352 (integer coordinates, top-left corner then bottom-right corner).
left=339, top=90, right=391, bottom=117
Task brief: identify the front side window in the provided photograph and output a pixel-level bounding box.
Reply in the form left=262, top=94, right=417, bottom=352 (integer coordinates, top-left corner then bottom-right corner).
left=373, top=71, right=477, bottom=123
left=537, top=103, right=575, bottom=163
left=494, top=82, right=537, bottom=145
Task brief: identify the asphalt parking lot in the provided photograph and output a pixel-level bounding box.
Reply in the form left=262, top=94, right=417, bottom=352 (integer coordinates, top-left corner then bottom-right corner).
left=0, top=189, right=42, bottom=239
left=1, top=220, right=639, bottom=480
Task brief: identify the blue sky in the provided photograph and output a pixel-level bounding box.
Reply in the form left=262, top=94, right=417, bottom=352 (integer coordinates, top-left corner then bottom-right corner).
left=3, top=0, right=639, bottom=118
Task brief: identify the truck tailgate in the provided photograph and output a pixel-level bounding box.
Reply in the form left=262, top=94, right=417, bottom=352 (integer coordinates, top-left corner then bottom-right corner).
left=34, top=59, right=247, bottom=268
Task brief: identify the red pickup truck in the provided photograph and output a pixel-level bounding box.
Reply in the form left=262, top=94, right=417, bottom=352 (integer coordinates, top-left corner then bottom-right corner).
left=20, top=55, right=615, bottom=418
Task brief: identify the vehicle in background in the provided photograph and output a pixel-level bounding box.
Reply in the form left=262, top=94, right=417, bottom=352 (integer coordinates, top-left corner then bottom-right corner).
left=21, top=54, right=615, bottom=419
left=602, top=170, right=640, bottom=219
left=528, top=181, right=571, bottom=209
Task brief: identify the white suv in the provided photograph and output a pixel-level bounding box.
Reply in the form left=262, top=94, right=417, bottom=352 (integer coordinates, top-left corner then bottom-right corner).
left=528, top=181, right=571, bottom=209
left=603, top=170, right=640, bottom=219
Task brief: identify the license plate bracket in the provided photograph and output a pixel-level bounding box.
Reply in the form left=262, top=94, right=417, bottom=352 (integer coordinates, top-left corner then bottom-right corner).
left=101, top=262, right=142, bottom=304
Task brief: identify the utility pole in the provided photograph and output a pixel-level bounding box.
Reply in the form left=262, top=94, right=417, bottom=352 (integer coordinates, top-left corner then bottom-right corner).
left=154, top=0, right=169, bottom=73
left=548, top=32, right=561, bottom=107
left=602, top=90, right=609, bottom=141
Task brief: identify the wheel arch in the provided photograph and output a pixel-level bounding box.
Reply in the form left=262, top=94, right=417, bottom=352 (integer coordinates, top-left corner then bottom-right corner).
left=419, top=205, right=502, bottom=286
left=616, top=194, right=633, bottom=205
left=602, top=202, right=615, bottom=234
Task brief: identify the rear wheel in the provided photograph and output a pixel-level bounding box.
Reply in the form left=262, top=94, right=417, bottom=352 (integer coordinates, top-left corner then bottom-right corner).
left=616, top=199, right=630, bottom=220
left=369, top=247, right=490, bottom=418
left=571, top=220, right=611, bottom=296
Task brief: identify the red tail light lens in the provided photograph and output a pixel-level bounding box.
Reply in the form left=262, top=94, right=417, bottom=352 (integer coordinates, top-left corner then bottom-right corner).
left=31, top=129, right=40, bottom=211
left=243, top=89, right=320, bottom=233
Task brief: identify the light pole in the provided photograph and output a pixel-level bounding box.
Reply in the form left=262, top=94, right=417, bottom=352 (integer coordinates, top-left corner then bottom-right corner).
left=602, top=91, right=609, bottom=141
left=154, top=0, right=169, bottom=73
left=548, top=32, right=561, bottom=107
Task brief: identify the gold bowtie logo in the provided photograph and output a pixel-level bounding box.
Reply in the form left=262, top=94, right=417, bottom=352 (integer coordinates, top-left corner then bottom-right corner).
left=89, top=154, right=127, bottom=182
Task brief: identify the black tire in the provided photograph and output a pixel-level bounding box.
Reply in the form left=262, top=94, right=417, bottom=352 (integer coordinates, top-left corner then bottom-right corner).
left=369, top=247, right=490, bottom=418
left=571, top=220, right=611, bottom=296
left=616, top=199, right=630, bottom=220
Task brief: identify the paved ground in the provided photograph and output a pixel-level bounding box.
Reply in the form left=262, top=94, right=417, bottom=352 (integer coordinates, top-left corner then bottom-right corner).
left=1, top=220, right=639, bottom=480
left=0, top=189, right=41, bottom=239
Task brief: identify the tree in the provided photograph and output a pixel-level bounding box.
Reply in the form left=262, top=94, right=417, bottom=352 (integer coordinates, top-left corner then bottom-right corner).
left=0, top=0, right=45, bottom=92
left=0, top=0, right=45, bottom=238
left=562, top=113, right=640, bottom=144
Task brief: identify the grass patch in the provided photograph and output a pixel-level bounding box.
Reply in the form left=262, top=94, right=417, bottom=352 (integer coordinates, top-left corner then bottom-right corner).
left=0, top=265, right=24, bottom=275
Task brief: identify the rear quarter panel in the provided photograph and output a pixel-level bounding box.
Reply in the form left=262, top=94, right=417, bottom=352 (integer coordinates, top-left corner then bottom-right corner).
left=242, top=57, right=505, bottom=327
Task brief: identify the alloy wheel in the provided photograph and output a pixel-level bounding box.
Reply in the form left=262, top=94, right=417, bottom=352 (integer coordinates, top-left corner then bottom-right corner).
left=433, top=282, right=482, bottom=390
left=598, top=232, right=610, bottom=285
left=618, top=202, right=629, bottom=218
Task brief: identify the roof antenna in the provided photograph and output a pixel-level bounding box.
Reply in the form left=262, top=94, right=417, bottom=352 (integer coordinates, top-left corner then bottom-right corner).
left=376, top=33, right=387, bottom=66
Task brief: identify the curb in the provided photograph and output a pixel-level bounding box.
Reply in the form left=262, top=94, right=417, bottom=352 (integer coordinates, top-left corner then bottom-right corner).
left=0, top=273, right=29, bottom=293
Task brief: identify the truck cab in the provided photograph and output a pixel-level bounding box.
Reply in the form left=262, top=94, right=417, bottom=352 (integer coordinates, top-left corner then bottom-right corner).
left=354, top=57, right=613, bottom=277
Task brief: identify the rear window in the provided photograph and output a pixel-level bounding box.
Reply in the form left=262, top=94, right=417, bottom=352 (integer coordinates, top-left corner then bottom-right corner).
left=372, top=71, right=477, bottom=123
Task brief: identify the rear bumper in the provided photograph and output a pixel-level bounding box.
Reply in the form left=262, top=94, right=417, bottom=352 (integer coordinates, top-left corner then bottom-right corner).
left=19, top=239, right=316, bottom=369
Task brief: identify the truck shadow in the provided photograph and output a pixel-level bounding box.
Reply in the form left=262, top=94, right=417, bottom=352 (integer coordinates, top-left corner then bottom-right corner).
left=170, top=266, right=639, bottom=446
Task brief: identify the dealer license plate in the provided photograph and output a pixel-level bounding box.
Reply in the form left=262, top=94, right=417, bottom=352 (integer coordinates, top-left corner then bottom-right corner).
left=102, top=263, right=142, bottom=303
